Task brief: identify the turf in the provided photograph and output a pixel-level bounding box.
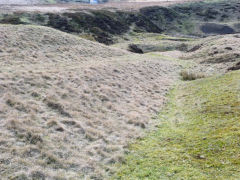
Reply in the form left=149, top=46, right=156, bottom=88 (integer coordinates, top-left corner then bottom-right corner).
left=114, top=70, right=240, bottom=179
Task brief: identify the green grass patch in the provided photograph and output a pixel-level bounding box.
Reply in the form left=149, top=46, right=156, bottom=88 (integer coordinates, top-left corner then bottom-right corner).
left=114, top=71, right=240, bottom=179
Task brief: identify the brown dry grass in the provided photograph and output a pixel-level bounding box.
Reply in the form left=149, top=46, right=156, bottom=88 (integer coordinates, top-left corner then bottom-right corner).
left=182, top=34, right=240, bottom=74
left=0, top=24, right=126, bottom=66
left=114, top=32, right=240, bottom=77
left=180, top=70, right=206, bottom=81
left=0, top=24, right=180, bottom=179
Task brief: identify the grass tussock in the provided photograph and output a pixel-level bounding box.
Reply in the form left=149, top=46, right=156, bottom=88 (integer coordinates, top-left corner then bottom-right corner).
left=44, top=97, right=72, bottom=118
left=180, top=70, right=206, bottom=81
left=114, top=70, right=240, bottom=179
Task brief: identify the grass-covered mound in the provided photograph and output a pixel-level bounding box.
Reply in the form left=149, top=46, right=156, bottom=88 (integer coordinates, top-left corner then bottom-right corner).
left=114, top=70, right=240, bottom=179
left=0, top=24, right=126, bottom=66
left=0, top=24, right=181, bottom=179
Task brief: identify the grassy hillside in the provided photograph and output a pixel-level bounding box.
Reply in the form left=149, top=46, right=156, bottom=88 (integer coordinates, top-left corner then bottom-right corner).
left=0, top=24, right=181, bottom=179
left=1, top=0, right=239, bottom=44
left=114, top=70, right=240, bottom=179
left=0, top=1, right=239, bottom=179
left=0, top=24, right=126, bottom=66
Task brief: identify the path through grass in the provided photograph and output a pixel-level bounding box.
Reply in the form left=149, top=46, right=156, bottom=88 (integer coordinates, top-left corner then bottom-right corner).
left=114, top=70, right=240, bottom=179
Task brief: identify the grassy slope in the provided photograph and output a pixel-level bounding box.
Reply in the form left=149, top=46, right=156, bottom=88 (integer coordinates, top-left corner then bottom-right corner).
left=0, top=24, right=182, bottom=179
left=114, top=70, right=240, bottom=179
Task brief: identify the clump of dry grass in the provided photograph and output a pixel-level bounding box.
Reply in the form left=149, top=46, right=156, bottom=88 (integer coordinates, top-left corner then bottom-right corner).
left=44, top=96, right=72, bottom=118
left=180, top=70, right=206, bottom=81
left=47, top=119, right=65, bottom=132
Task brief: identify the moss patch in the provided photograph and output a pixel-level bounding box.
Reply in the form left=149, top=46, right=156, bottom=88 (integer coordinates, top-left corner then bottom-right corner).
left=114, top=70, right=240, bottom=179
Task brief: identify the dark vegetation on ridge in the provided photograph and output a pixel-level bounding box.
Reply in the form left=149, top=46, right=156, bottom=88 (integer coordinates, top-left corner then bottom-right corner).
left=0, top=0, right=239, bottom=44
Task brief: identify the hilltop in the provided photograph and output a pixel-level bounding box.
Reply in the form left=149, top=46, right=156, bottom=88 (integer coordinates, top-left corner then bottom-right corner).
left=0, top=24, right=126, bottom=66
